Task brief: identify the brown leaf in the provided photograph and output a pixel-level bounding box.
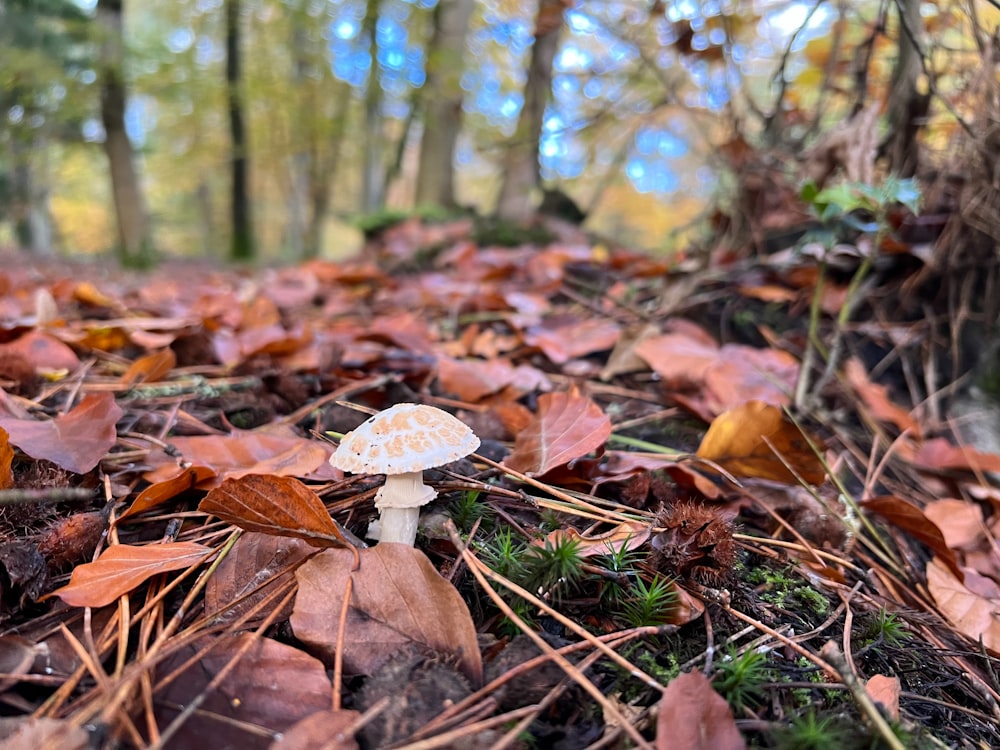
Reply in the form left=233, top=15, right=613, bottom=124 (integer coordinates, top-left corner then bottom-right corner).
left=0, top=717, right=89, bottom=750
left=635, top=331, right=718, bottom=386
left=436, top=356, right=516, bottom=402
left=47, top=542, right=213, bottom=608
left=270, top=710, right=361, bottom=750
left=703, top=345, right=798, bottom=412
left=844, top=358, right=920, bottom=436
left=656, top=671, right=745, bottom=750
left=696, top=401, right=826, bottom=484
left=865, top=674, right=901, bottom=721
left=861, top=496, right=962, bottom=580
left=0, top=330, right=80, bottom=373
left=0, top=393, right=122, bottom=474
left=923, top=498, right=985, bottom=551
left=157, top=634, right=332, bottom=748
left=291, top=545, right=483, bottom=684
left=914, top=437, right=1000, bottom=475
left=199, top=474, right=352, bottom=549
left=143, top=427, right=331, bottom=486
left=505, top=386, right=611, bottom=476
left=524, top=318, right=621, bottom=365
left=540, top=521, right=651, bottom=558
left=120, top=348, right=176, bottom=386
left=0, top=427, right=13, bottom=489
left=121, top=465, right=218, bottom=520
left=0, top=635, right=37, bottom=692
left=926, top=557, right=1000, bottom=653
left=205, top=532, right=315, bottom=625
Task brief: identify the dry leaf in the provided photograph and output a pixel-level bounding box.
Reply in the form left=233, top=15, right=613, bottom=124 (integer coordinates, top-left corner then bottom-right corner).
left=505, top=386, right=611, bottom=476
left=696, top=401, right=825, bottom=484
left=0, top=717, right=89, bottom=750
left=436, top=356, right=516, bottom=402
left=914, top=438, right=1000, bottom=475
left=923, top=498, right=985, bottom=551
left=270, top=710, right=361, bottom=750
left=540, top=521, right=651, bottom=558
left=120, top=348, right=176, bottom=386
left=862, top=496, right=962, bottom=580
left=926, top=557, right=1000, bottom=653
left=524, top=318, right=621, bottom=365
left=0, top=330, right=81, bottom=373
left=0, top=427, right=13, bottom=489
left=865, top=674, right=901, bottom=721
left=47, top=542, right=213, bottom=608
left=0, top=636, right=37, bottom=692
left=656, top=671, right=745, bottom=750
left=157, top=634, right=332, bottom=748
left=0, top=393, right=122, bottom=474
left=844, top=358, right=920, bottom=436
left=291, top=545, right=482, bottom=684
left=199, top=474, right=353, bottom=549
left=121, top=465, right=218, bottom=520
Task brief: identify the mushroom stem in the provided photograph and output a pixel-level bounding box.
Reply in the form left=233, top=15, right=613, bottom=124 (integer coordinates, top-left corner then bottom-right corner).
left=374, top=471, right=437, bottom=546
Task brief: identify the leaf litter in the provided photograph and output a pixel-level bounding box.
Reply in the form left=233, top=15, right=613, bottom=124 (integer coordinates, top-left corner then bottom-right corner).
left=0, top=211, right=998, bottom=748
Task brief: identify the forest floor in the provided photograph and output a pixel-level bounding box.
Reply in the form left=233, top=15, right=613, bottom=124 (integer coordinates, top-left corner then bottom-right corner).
left=0, top=212, right=998, bottom=749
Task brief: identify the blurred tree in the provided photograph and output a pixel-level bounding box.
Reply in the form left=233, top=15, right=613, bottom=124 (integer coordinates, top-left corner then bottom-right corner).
left=496, top=0, right=566, bottom=221
left=361, top=0, right=386, bottom=213
left=885, top=0, right=928, bottom=177
left=97, top=0, right=154, bottom=267
left=414, top=0, right=475, bottom=208
left=0, top=0, right=91, bottom=252
left=227, top=0, right=254, bottom=260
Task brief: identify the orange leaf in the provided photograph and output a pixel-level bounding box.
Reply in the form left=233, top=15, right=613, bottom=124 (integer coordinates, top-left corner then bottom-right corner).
left=656, top=671, right=745, bottom=750
left=121, top=465, right=218, bottom=520
left=199, top=474, right=353, bottom=549
left=923, top=498, right=985, bottom=551
left=0, top=330, right=80, bottom=373
left=0, top=393, right=122, bottom=474
left=47, top=542, right=213, bottom=608
left=861, top=496, right=962, bottom=580
left=540, top=521, right=651, bottom=558
left=120, top=348, right=176, bottom=386
left=437, top=356, right=516, bottom=402
left=0, top=427, right=13, bottom=489
left=291, top=545, right=483, bottom=684
left=914, top=437, right=1000, bottom=475
left=844, top=358, right=920, bottom=436
left=504, top=386, right=611, bottom=476
left=696, top=401, right=825, bottom=484
left=926, top=557, right=1000, bottom=653
left=865, top=675, right=901, bottom=721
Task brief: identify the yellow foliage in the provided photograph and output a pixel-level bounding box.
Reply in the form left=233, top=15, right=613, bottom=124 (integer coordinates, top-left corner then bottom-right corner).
left=50, top=149, right=113, bottom=255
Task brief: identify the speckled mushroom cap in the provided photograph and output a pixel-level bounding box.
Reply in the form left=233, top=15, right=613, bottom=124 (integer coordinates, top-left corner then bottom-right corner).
left=330, top=403, right=480, bottom=475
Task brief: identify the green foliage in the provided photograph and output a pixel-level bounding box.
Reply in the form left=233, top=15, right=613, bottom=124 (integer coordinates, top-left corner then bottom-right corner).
left=771, top=711, right=852, bottom=750
left=472, top=217, right=554, bottom=247
left=858, top=608, right=908, bottom=649
left=802, top=177, right=921, bottom=223
left=619, top=575, right=677, bottom=628
left=478, top=527, right=527, bottom=582
left=593, top=540, right=644, bottom=607
left=520, top=535, right=585, bottom=601
left=448, top=490, right=493, bottom=534
left=713, top=646, right=773, bottom=711
left=748, top=566, right=829, bottom=616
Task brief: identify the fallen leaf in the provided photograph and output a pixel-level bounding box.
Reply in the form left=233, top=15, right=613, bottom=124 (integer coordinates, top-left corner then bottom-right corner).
left=143, top=428, right=330, bottom=486
left=270, top=710, right=361, bottom=750
left=0, top=635, right=37, bottom=692
left=0, top=427, right=13, bottom=489
left=704, top=345, right=799, bottom=412
left=0, top=393, right=122, bottom=474
left=0, top=717, right=88, bottom=750
left=505, top=386, right=611, bottom=476
left=120, top=348, right=176, bottom=386
left=635, top=331, right=718, bottom=387
left=656, top=671, right=745, bottom=750
left=436, top=356, right=516, bottom=402
left=121, top=465, right=218, bottom=520
left=47, top=542, right=213, bottom=608
left=199, top=474, right=353, bottom=548
left=861, top=496, right=962, bottom=580
left=0, top=330, right=80, bottom=373
left=865, top=674, right=901, bottom=721
left=914, top=437, right=1000, bottom=474
left=844, top=358, right=920, bottom=436
left=923, top=498, right=985, bottom=550
left=696, top=401, right=826, bottom=484
left=157, top=634, right=331, bottom=749
left=291, top=545, right=482, bottom=684
left=540, top=521, right=651, bottom=558
left=926, top=557, right=1000, bottom=653
left=524, top=317, right=621, bottom=365
left=205, top=532, right=315, bottom=625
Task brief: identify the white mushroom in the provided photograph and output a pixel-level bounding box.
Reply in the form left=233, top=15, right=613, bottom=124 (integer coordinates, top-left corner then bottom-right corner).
left=329, top=403, right=480, bottom=546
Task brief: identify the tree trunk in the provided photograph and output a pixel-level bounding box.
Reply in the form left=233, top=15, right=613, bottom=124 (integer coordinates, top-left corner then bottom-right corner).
left=361, top=0, right=385, bottom=213
left=96, top=0, right=153, bottom=267
left=414, top=0, right=475, bottom=208
left=227, top=0, right=254, bottom=261
left=495, top=0, right=565, bottom=221
left=885, top=0, right=928, bottom=177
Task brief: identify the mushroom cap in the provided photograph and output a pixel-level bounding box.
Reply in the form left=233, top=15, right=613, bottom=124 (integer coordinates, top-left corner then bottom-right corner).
left=330, top=403, right=480, bottom=475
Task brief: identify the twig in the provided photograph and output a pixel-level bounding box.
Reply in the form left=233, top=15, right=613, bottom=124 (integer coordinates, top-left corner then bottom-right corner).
left=0, top=487, right=94, bottom=505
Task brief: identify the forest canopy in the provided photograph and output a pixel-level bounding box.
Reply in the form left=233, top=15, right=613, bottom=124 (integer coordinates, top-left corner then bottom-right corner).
left=1, top=0, right=997, bottom=263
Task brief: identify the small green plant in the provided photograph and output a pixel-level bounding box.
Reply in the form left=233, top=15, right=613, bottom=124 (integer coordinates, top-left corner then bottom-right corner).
left=771, top=710, right=852, bottom=750
left=714, top=646, right=773, bottom=711
left=448, top=490, right=493, bottom=534
left=520, top=535, right=585, bottom=601
left=479, top=527, right=527, bottom=582
left=858, top=608, right=908, bottom=649
left=749, top=565, right=829, bottom=617
left=594, top=540, right=644, bottom=607
left=619, top=575, right=677, bottom=628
